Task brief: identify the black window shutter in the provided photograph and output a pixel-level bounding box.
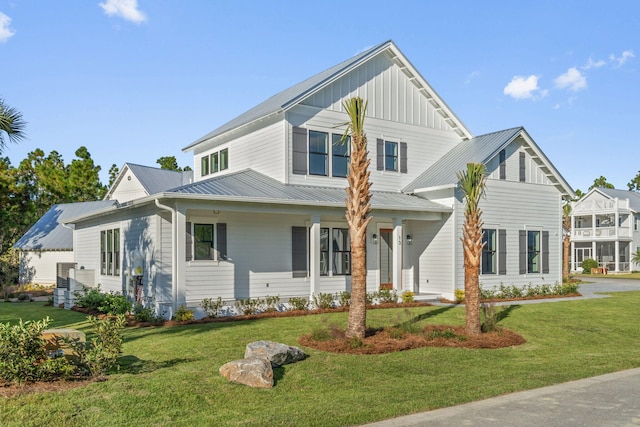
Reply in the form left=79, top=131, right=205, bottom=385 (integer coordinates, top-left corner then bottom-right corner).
left=186, top=222, right=192, bottom=261
left=292, top=226, right=307, bottom=278
left=519, top=152, right=526, bottom=182
left=499, top=149, right=506, bottom=180
left=376, top=139, right=384, bottom=171
left=519, top=230, right=526, bottom=274
left=498, top=229, right=507, bottom=275
left=400, top=142, right=408, bottom=173
left=542, top=231, right=549, bottom=274
left=217, top=223, right=227, bottom=260
left=292, top=127, right=308, bottom=175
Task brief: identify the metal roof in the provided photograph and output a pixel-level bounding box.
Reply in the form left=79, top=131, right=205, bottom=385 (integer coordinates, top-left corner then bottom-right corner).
left=404, top=127, right=523, bottom=191
left=597, top=188, right=640, bottom=212
left=169, top=169, right=451, bottom=213
left=14, top=200, right=117, bottom=250
left=126, top=163, right=193, bottom=195
left=183, top=40, right=471, bottom=151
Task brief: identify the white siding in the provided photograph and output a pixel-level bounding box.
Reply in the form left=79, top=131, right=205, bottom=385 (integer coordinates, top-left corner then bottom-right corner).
left=287, top=106, right=461, bottom=191
left=19, top=250, right=74, bottom=285
left=193, top=118, right=286, bottom=183
left=485, top=138, right=552, bottom=185
left=108, top=169, right=148, bottom=203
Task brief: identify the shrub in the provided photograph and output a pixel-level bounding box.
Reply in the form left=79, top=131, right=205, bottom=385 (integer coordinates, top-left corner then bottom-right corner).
left=401, top=291, right=415, bottom=303
left=481, top=302, right=500, bottom=332
left=454, top=289, right=465, bottom=303
left=201, top=297, right=226, bottom=318
left=70, top=315, right=126, bottom=377
left=0, top=317, right=73, bottom=383
left=312, top=292, right=334, bottom=309
left=235, top=298, right=263, bottom=315
left=582, top=258, right=598, bottom=274
left=365, top=292, right=376, bottom=305
left=288, top=297, right=308, bottom=311
left=377, top=289, right=398, bottom=304
left=74, top=286, right=106, bottom=311
left=100, top=292, right=132, bottom=315
left=174, top=305, right=195, bottom=321
left=264, top=295, right=280, bottom=312
left=133, top=304, right=163, bottom=322
left=395, top=308, right=421, bottom=334
left=336, top=291, right=351, bottom=307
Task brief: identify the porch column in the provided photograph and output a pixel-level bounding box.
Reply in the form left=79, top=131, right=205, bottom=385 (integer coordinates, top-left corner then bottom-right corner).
left=615, top=211, right=619, bottom=239
left=615, top=240, right=620, bottom=272
left=571, top=241, right=575, bottom=272
left=309, top=215, right=320, bottom=299
left=592, top=214, right=596, bottom=237
left=175, top=206, right=187, bottom=310
left=392, top=218, right=403, bottom=291
left=592, top=241, right=597, bottom=266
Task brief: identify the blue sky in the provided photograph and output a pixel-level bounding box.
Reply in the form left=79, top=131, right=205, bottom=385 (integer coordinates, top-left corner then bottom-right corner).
left=0, top=0, right=637, bottom=193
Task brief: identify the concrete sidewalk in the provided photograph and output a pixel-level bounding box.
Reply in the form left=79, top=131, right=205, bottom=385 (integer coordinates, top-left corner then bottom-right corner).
left=364, top=368, right=640, bottom=426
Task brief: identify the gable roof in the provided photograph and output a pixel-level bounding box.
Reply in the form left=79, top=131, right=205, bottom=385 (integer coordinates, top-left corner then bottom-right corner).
left=14, top=200, right=117, bottom=251
left=183, top=40, right=471, bottom=151
left=404, top=127, right=575, bottom=199
left=594, top=188, right=640, bottom=212
left=168, top=169, right=450, bottom=212
left=104, top=163, right=194, bottom=200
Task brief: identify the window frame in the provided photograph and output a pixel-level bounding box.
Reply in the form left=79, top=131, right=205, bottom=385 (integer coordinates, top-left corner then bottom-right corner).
left=309, top=130, right=329, bottom=176
left=385, top=140, right=398, bottom=172
left=201, top=156, right=210, bottom=177
left=220, top=148, right=229, bottom=171
left=100, top=228, right=120, bottom=276
left=331, top=228, right=351, bottom=275
left=481, top=229, right=497, bottom=275
left=527, top=230, right=541, bottom=273
left=331, top=134, right=350, bottom=178
left=210, top=152, right=219, bottom=173
left=193, top=223, right=215, bottom=261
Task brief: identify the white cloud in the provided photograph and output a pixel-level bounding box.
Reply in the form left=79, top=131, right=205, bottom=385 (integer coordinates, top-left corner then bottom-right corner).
left=99, top=0, right=146, bottom=24
left=0, top=12, right=16, bottom=43
left=554, top=67, right=587, bottom=92
left=582, top=57, right=606, bottom=70
left=464, top=70, right=480, bottom=85
left=503, top=75, right=544, bottom=99
left=610, top=50, right=634, bottom=67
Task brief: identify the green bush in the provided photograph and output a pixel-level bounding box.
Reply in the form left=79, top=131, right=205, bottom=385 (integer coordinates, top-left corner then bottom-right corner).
left=312, top=292, right=334, bottom=309
left=174, top=305, right=195, bottom=321
left=581, top=258, right=598, bottom=274
left=69, top=315, right=126, bottom=377
left=234, top=298, right=264, bottom=315
left=201, top=297, right=226, bottom=317
left=264, top=295, right=280, bottom=312
left=454, top=289, right=465, bottom=303
left=133, top=304, right=163, bottom=322
left=377, top=289, right=398, bottom=304
left=0, top=317, right=74, bottom=383
left=401, top=291, right=415, bottom=303
left=74, top=286, right=106, bottom=311
left=336, top=291, right=351, bottom=307
left=288, top=297, right=308, bottom=311
left=100, top=292, right=132, bottom=315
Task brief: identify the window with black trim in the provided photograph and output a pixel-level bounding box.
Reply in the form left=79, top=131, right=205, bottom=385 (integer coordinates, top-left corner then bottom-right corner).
left=499, top=150, right=506, bottom=180
left=481, top=229, right=496, bottom=274
left=332, top=134, right=350, bottom=178
left=385, top=141, right=398, bottom=171
left=220, top=148, right=229, bottom=171
left=309, top=131, right=329, bottom=176
left=194, top=224, right=214, bottom=260
left=320, top=227, right=329, bottom=275
left=527, top=230, right=540, bottom=273
left=332, top=228, right=351, bottom=275
left=210, top=152, right=219, bottom=173
left=100, top=228, right=120, bottom=276
left=201, top=156, right=209, bottom=177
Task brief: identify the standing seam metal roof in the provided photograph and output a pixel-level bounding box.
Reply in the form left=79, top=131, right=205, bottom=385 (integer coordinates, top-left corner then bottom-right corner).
left=126, top=163, right=194, bottom=195
left=598, top=188, right=640, bottom=212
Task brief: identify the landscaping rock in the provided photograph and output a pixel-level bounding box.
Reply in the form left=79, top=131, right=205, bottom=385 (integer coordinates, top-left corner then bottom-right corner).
left=244, top=340, right=306, bottom=367
left=219, top=357, right=273, bottom=388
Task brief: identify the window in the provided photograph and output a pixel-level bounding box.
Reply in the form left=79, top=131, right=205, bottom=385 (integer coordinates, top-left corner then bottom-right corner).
left=519, top=152, right=526, bottom=182
left=527, top=230, right=540, bottom=273
left=100, top=228, right=120, bottom=276
left=220, top=148, right=229, bottom=171
left=385, top=141, right=398, bottom=171
left=210, top=152, right=219, bottom=173
left=481, top=229, right=496, bottom=274
left=320, top=228, right=329, bottom=275
left=309, top=131, right=329, bottom=176
left=499, top=150, right=506, bottom=180
left=332, top=134, right=350, bottom=178
left=332, top=228, right=351, bottom=275
left=194, top=224, right=214, bottom=260
left=201, top=156, right=209, bottom=177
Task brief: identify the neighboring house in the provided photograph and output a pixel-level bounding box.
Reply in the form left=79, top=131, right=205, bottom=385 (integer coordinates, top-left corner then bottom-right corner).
left=105, top=163, right=194, bottom=204
left=14, top=201, right=117, bottom=286
left=570, top=187, right=640, bottom=273
left=64, top=40, right=575, bottom=318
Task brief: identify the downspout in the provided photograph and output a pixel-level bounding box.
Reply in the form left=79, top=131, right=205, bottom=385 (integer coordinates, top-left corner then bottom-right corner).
left=155, top=199, right=177, bottom=315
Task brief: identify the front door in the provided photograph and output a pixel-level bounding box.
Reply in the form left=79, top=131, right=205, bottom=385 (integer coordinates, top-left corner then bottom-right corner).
left=379, top=229, right=393, bottom=289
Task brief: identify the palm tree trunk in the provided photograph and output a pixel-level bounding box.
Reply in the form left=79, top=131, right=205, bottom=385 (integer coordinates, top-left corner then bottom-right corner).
left=463, top=211, right=482, bottom=335
left=563, top=235, right=570, bottom=280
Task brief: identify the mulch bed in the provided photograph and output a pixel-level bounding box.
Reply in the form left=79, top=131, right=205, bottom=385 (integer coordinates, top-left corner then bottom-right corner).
left=298, top=325, right=526, bottom=354
left=0, top=377, right=103, bottom=398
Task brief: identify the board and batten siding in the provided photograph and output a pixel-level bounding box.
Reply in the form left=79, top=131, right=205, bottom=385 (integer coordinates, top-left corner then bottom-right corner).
left=302, top=51, right=454, bottom=132
left=286, top=106, right=461, bottom=192
left=484, top=139, right=553, bottom=186
left=454, top=180, right=563, bottom=291
left=192, top=119, right=286, bottom=183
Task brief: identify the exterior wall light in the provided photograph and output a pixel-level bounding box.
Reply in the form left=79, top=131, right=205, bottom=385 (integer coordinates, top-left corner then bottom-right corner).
left=406, top=234, right=413, bottom=245
left=372, top=233, right=378, bottom=244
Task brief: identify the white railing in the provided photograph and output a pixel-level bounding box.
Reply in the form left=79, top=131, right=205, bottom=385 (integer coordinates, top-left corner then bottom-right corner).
left=573, top=198, right=629, bottom=213
left=572, top=227, right=631, bottom=239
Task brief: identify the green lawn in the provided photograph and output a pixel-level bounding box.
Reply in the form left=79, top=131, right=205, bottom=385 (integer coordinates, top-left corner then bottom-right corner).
left=575, top=272, right=640, bottom=279
left=2, top=293, right=640, bottom=427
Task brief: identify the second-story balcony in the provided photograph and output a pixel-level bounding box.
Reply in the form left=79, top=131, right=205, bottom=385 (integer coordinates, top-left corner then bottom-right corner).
left=572, top=226, right=632, bottom=240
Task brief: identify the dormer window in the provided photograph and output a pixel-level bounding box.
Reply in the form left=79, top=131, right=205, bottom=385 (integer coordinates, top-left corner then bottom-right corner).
left=210, top=152, right=219, bottom=173
left=220, top=148, right=229, bottom=171
left=201, top=156, right=210, bottom=177
left=201, top=148, right=228, bottom=177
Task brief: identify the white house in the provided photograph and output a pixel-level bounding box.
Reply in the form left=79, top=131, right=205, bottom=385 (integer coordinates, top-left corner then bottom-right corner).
left=570, top=187, right=640, bottom=273
left=64, top=40, right=575, bottom=317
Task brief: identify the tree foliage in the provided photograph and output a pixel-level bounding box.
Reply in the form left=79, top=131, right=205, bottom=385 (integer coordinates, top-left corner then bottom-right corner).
left=628, top=171, right=640, bottom=192
left=588, top=176, right=615, bottom=190
left=0, top=98, right=27, bottom=153
left=156, top=156, right=191, bottom=171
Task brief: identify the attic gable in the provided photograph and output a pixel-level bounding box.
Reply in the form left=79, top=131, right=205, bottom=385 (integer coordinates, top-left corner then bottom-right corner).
left=184, top=40, right=471, bottom=152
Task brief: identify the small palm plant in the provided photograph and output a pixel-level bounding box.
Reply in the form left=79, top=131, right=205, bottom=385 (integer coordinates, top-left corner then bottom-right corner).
left=632, top=248, right=640, bottom=270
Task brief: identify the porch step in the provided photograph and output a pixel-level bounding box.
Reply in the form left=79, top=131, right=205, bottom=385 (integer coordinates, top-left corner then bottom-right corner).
left=412, top=293, right=442, bottom=303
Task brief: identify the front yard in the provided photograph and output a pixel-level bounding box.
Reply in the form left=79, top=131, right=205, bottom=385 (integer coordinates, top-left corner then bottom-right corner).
left=2, top=291, right=640, bottom=426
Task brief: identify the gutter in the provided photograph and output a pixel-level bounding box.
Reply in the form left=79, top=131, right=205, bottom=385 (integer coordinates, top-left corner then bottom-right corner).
left=154, top=199, right=178, bottom=314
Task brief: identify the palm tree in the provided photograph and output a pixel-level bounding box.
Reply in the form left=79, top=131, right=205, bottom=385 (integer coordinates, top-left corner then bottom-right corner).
left=0, top=98, right=27, bottom=153
left=632, top=248, right=640, bottom=268
left=457, top=162, right=487, bottom=336
left=342, top=97, right=372, bottom=340
left=563, top=203, right=572, bottom=280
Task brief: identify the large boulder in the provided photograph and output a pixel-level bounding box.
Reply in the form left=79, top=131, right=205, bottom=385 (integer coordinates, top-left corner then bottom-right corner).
left=244, top=340, right=306, bottom=367
left=219, top=358, right=273, bottom=388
